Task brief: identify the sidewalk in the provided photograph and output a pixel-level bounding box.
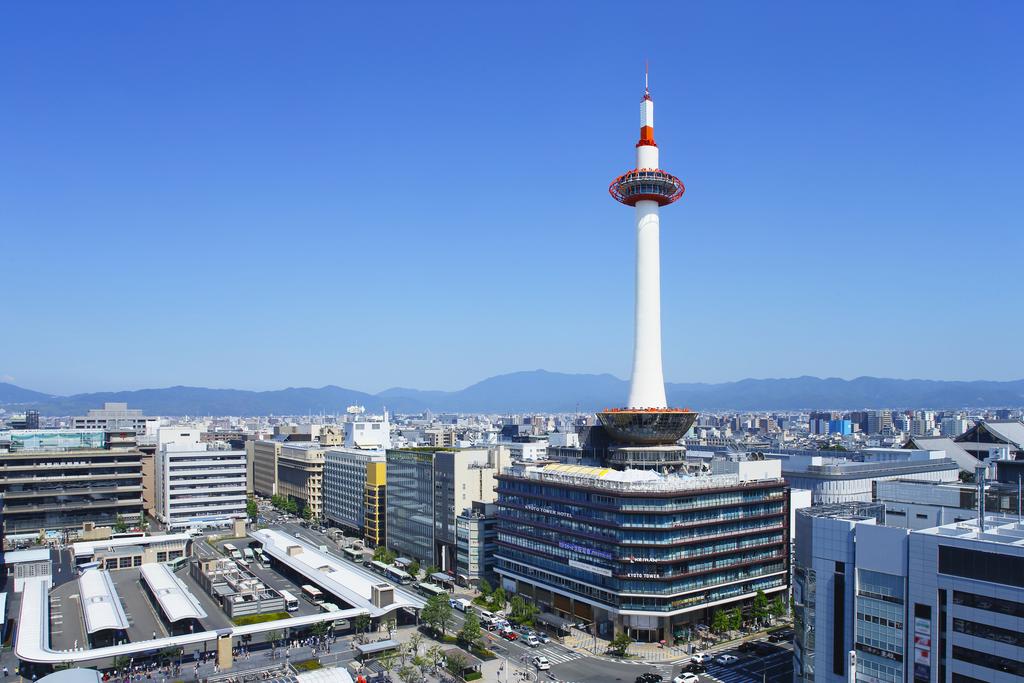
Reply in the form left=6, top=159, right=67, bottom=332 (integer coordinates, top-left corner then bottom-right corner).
left=560, top=622, right=791, bottom=665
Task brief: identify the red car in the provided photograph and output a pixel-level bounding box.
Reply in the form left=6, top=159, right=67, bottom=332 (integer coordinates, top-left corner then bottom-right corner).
left=501, top=631, right=519, bottom=642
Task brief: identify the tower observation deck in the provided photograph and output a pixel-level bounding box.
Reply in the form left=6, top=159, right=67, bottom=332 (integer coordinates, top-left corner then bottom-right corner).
left=597, top=75, right=697, bottom=450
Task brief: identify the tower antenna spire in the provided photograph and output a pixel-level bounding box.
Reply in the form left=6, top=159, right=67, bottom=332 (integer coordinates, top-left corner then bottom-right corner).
left=645, top=59, right=649, bottom=95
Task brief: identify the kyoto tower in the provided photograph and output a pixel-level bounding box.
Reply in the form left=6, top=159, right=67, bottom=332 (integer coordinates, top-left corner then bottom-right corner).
left=597, top=72, right=697, bottom=452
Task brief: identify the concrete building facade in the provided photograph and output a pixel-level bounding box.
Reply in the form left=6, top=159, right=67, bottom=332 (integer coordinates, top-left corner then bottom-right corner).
left=0, top=430, right=144, bottom=534
left=155, top=428, right=247, bottom=530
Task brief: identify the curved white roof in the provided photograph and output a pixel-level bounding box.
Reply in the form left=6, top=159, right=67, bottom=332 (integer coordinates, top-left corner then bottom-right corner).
left=250, top=529, right=424, bottom=617
left=79, top=570, right=130, bottom=634
left=17, top=576, right=367, bottom=665
left=139, top=563, right=207, bottom=622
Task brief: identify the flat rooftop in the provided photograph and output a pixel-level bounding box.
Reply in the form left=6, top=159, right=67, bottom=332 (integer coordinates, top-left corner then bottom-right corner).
left=5, top=548, right=51, bottom=564
left=250, top=529, right=424, bottom=617
left=72, top=533, right=191, bottom=559
left=506, top=463, right=744, bottom=492
left=919, top=514, right=1024, bottom=547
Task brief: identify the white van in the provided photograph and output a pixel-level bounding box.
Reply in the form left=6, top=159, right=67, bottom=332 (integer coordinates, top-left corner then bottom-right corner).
left=475, top=608, right=496, bottom=624
left=451, top=598, right=472, bottom=613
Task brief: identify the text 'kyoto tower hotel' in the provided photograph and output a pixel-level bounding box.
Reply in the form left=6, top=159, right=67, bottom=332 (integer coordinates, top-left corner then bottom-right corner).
left=495, top=77, right=791, bottom=642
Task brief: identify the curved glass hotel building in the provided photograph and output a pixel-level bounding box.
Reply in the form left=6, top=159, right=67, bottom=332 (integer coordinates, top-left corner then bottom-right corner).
left=495, top=461, right=791, bottom=642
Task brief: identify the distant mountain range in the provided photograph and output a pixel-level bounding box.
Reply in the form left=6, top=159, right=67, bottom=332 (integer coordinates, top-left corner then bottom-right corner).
left=1, top=371, right=1023, bottom=416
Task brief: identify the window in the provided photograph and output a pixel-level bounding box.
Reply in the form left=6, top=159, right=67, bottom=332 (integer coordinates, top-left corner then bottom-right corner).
left=939, top=546, right=1024, bottom=588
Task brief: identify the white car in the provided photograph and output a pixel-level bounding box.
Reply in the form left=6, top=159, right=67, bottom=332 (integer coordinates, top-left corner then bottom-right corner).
left=526, top=635, right=540, bottom=647
left=532, top=656, right=551, bottom=671
left=690, top=653, right=712, bottom=663
left=673, top=674, right=700, bottom=683
left=716, top=654, right=739, bottom=665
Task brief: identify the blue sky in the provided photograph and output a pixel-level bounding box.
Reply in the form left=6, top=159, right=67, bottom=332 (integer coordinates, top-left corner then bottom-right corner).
left=2, top=2, right=1021, bottom=395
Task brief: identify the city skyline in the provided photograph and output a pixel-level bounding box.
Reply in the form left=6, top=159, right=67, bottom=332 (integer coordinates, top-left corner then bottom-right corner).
left=3, top=3, right=1022, bottom=395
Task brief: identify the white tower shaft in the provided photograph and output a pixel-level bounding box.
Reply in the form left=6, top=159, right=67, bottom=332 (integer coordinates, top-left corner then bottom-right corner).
left=627, top=101, right=668, bottom=410
left=628, top=198, right=667, bottom=409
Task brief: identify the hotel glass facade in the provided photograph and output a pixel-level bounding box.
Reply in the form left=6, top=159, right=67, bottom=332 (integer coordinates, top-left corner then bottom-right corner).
left=385, top=450, right=434, bottom=563
left=495, top=464, right=790, bottom=642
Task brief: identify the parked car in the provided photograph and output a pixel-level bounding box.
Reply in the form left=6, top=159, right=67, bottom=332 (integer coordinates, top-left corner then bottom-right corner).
left=634, top=674, right=663, bottom=683
left=716, top=654, right=739, bottom=665
left=690, top=653, right=712, bottom=664
left=536, top=632, right=550, bottom=643
left=673, top=673, right=700, bottom=683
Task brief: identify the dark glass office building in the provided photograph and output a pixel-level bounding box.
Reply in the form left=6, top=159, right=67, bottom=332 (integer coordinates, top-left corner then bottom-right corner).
left=495, top=462, right=790, bottom=642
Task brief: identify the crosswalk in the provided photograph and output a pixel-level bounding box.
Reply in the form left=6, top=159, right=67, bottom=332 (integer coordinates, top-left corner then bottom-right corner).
left=535, top=644, right=586, bottom=665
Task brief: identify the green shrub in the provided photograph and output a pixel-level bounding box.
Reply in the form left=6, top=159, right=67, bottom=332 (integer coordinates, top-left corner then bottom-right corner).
left=464, top=672, right=482, bottom=681
left=293, top=659, right=322, bottom=672
left=232, top=612, right=289, bottom=626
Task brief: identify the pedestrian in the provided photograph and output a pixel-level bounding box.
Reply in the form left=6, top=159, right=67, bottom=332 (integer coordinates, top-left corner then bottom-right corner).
left=3, top=666, right=8, bottom=677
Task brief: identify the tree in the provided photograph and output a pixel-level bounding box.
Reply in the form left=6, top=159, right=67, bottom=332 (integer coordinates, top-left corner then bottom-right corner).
left=608, top=632, right=632, bottom=657
left=445, top=651, right=468, bottom=678
left=374, top=546, right=396, bottom=564
left=490, top=587, right=507, bottom=612
left=753, top=589, right=769, bottom=625
left=354, top=614, right=371, bottom=640
left=265, top=629, right=283, bottom=656
left=310, top=621, right=329, bottom=639
left=478, top=578, right=493, bottom=598
left=425, top=645, right=445, bottom=672
left=246, top=497, right=258, bottom=521
left=509, top=595, right=537, bottom=626
left=384, top=615, right=397, bottom=638
left=408, top=632, right=424, bottom=658
left=769, top=596, right=786, bottom=620
left=425, top=564, right=441, bottom=578
left=421, top=593, right=454, bottom=637
left=301, top=505, right=313, bottom=521
left=711, top=609, right=729, bottom=634
left=407, top=560, right=420, bottom=578
left=113, top=514, right=128, bottom=534
left=729, top=608, right=743, bottom=632
left=379, top=650, right=399, bottom=673
left=397, top=664, right=421, bottom=683
left=459, top=611, right=482, bottom=647
left=138, top=513, right=149, bottom=531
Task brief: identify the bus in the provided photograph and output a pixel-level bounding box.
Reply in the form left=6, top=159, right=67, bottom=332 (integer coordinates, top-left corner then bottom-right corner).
left=301, top=584, right=324, bottom=605
left=167, top=556, right=189, bottom=571
left=254, top=548, right=267, bottom=566
left=416, top=582, right=449, bottom=599
left=369, top=560, right=412, bottom=584
left=223, top=543, right=242, bottom=560
left=385, top=566, right=413, bottom=585
left=342, top=547, right=362, bottom=562
left=280, top=590, right=299, bottom=612
left=242, top=548, right=255, bottom=562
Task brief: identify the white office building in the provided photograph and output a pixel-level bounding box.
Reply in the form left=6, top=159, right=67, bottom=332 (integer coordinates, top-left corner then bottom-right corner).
left=341, top=411, right=391, bottom=450
left=794, top=503, right=1024, bottom=683
left=72, top=403, right=159, bottom=439
left=768, top=449, right=960, bottom=504
left=154, top=427, right=247, bottom=530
